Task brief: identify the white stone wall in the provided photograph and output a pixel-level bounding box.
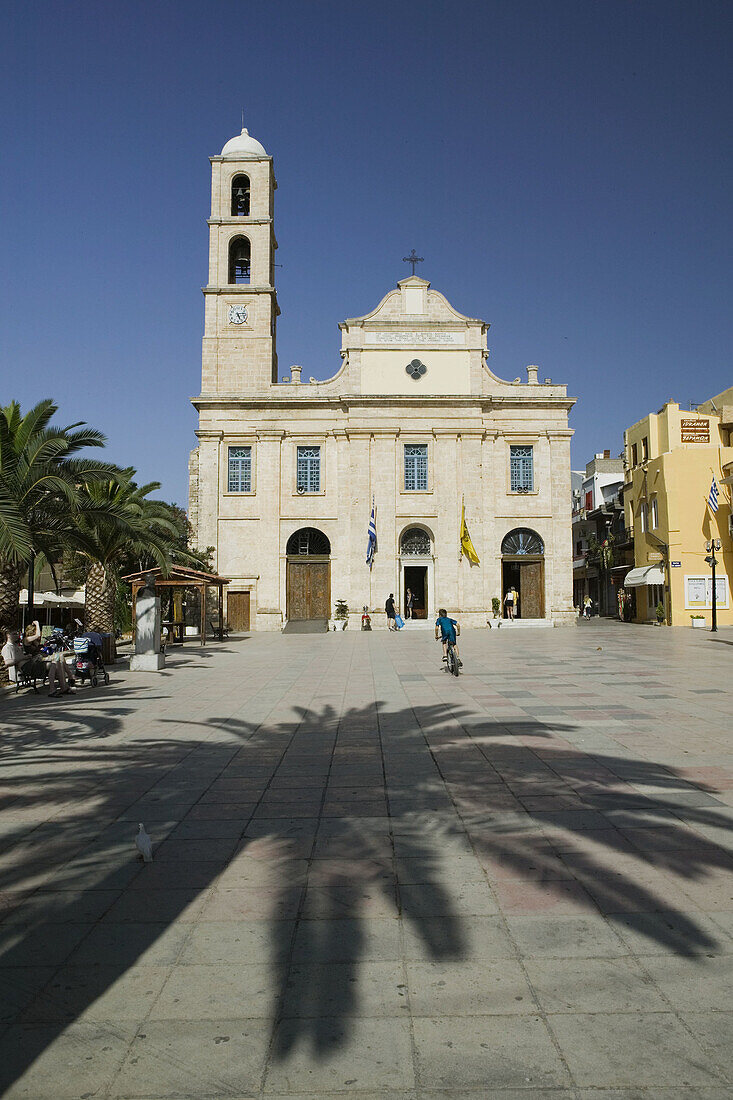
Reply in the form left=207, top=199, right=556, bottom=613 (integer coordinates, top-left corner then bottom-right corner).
left=191, top=400, right=576, bottom=630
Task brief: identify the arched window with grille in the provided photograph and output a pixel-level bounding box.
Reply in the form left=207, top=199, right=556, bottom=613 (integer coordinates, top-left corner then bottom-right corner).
left=231, top=175, right=250, bottom=216
left=400, top=527, right=432, bottom=557
left=286, top=528, right=331, bottom=556
left=501, top=528, right=544, bottom=556
left=228, top=237, right=251, bottom=284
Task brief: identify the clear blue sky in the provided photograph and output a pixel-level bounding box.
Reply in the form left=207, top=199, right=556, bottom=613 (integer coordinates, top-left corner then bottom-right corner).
left=2, top=1, right=731, bottom=505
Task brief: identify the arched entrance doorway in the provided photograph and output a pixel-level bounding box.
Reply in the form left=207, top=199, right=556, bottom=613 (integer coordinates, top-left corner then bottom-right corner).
left=501, top=528, right=545, bottom=619
left=399, top=526, right=433, bottom=620
left=286, top=527, right=331, bottom=622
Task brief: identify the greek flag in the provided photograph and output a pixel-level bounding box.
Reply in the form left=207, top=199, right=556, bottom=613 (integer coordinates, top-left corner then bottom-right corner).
left=366, top=499, right=377, bottom=568
left=708, top=476, right=719, bottom=514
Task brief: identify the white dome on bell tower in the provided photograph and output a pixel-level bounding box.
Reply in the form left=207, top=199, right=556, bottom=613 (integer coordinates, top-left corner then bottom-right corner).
left=221, top=127, right=267, bottom=158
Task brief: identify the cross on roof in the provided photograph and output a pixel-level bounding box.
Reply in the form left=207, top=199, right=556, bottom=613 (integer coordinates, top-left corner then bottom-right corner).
left=403, top=249, right=424, bottom=275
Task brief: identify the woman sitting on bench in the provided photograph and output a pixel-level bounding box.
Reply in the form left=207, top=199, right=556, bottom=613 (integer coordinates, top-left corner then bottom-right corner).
left=2, top=629, right=74, bottom=696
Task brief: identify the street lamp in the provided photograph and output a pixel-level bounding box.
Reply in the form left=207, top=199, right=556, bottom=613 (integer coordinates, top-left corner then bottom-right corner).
left=705, top=539, right=721, bottom=633
left=603, top=516, right=613, bottom=616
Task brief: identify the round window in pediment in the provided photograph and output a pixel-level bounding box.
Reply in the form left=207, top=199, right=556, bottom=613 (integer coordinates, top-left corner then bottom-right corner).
left=405, top=359, right=427, bottom=380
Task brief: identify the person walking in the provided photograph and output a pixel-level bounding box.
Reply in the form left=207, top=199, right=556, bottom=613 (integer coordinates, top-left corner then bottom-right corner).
left=511, top=586, right=519, bottom=619
left=504, top=588, right=515, bottom=620
left=406, top=588, right=414, bottom=620
left=583, top=595, right=593, bottom=619
left=385, top=593, right=397, bottom=630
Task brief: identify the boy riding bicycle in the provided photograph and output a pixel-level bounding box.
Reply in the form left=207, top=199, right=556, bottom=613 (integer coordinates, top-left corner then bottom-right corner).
left=434, top=608, right=462, bottom=667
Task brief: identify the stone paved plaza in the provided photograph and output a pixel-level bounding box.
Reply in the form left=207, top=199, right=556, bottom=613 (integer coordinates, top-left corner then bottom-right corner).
left=1, top=622, right=732, bottom=1099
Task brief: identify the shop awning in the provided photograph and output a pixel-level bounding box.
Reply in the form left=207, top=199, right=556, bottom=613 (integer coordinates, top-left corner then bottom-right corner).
left=623, top=565, right=665, bottom=587
left=18, top=589, right=85, bottom=606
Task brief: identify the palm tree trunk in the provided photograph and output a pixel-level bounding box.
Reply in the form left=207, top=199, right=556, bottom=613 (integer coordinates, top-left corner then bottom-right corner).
left=85, top=562, right=117, bottom=659
left=0, top=561, right=23, bottom=685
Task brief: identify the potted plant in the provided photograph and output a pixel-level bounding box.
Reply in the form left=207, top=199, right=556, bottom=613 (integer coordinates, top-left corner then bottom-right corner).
left=332, top=599, right=349, bottom=630
left=655, top=601, right=666, bottom=626
left=491, top=597, right=501, bottom=619
left=690, top=614, right=706, bottom=629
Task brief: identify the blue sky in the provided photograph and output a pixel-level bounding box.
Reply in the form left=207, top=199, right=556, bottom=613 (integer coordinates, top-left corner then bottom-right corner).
left=2, top=0, right=731, bottom=505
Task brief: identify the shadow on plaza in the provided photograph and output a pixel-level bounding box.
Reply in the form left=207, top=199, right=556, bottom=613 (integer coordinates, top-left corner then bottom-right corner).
left=0, top=688, right=732, bottom=1086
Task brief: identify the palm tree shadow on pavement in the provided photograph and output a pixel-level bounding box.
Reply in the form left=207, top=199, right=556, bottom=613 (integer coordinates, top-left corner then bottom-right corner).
left=0, top=693, right=731, bottom=1089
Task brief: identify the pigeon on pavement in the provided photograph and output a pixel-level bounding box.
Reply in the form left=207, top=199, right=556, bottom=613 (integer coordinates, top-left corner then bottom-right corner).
left=135, top=823, right=153, bottom=862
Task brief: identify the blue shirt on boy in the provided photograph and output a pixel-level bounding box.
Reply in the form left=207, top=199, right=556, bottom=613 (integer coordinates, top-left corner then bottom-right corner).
left=435, top=615, right=457, bottom=644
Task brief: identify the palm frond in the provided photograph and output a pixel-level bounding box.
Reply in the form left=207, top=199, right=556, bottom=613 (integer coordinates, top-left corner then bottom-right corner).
left=0, top=492, right=32, bottom=561
left=12, top=399, right=59, bottom=455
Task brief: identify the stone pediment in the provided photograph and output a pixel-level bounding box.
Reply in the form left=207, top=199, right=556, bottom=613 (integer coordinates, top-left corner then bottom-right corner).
left=342, top=277, right=484, bottom=331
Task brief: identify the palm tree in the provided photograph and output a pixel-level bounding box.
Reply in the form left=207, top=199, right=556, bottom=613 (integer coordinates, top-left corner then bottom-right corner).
left=0, top=399, right=113, bottom=632
left=72, top=471, right=181, bottom=643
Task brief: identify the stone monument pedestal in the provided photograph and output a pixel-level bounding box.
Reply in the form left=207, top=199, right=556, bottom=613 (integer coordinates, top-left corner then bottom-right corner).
left=130, top=592, right=165, bottom=673
left=130, top=652, right=166, bottom=672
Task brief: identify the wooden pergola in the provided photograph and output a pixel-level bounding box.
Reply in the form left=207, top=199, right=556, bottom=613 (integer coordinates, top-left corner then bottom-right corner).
left=123, top=566, right=231, bottom=645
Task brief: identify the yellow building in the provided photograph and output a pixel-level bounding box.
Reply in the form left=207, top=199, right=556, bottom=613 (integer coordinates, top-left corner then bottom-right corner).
left=623, top=396, right=733, bottom=627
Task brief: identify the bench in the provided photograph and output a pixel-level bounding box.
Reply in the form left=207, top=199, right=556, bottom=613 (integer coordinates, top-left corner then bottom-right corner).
left=208, top=620, right=230, bottom=639
left=13, top=663, right=47, bottom=694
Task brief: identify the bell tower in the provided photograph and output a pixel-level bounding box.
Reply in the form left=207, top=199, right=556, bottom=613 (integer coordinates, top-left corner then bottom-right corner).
left=201, top=126, right=279, bottom=393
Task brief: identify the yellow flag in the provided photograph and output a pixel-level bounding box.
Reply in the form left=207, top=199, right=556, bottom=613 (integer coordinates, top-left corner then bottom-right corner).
left=460, top=502, right=480, bottom=565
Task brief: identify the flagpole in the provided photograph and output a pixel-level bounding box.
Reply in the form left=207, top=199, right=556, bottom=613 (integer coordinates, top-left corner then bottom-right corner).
left=458, top=495, right=464, bottom=614
left=369, top=499, right=373, bottom=609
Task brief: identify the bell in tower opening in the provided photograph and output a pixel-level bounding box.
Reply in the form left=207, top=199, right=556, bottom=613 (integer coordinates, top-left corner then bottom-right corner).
left=231, top=174, right=250, bottom=216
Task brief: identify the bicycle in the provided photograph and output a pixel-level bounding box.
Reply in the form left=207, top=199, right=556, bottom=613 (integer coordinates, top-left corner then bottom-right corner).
left=444, top=637, right=460, bottom=677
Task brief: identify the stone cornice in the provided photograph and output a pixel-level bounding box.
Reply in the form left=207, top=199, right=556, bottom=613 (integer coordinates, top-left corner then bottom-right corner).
left=210, top=155, right=274, bottom=163
left=344, top=428, right=399, bottom=439
left=202, top=286, right=277, bottom=296
left=207, top=217, right=273, bottom=227
left=192, top=393, right=576, bottom=412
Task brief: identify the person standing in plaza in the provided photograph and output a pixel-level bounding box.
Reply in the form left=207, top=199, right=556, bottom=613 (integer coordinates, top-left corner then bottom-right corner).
left=385, top=593, right=397, bottom=630
left=504, top=588, right=515, bottom=620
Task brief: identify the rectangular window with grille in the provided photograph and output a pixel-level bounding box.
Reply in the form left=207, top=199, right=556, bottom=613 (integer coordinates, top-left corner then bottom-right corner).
left=227, top=446, right=252, bottom=492
left=296, top=446, right=321, bottom=492
left=510, top=445, right=534, bottom=492
left=404, top=444, right=428, bottom=491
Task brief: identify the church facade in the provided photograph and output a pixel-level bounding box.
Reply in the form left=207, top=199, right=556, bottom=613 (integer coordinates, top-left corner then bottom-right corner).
left=189, top=127, right=577, bottom=630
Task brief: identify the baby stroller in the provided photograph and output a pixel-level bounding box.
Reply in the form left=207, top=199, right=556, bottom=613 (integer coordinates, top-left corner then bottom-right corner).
left=73, top=632, right=110, bottom=687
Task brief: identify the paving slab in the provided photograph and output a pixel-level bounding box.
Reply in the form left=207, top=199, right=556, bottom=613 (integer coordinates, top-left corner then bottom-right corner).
left=265, top=1016, right=415, bottom=1093
left=547, top=1010, right=726, bottom=1087
left=412, top=1014, right=571, bottom=1089
left=1, top=621, right=732, bottom=1097
left=110, top=1018, right=270, bottom=1098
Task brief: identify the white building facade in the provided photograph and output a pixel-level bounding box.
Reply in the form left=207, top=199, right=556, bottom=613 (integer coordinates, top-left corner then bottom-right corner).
left=189, top=128, right=577, bottom=630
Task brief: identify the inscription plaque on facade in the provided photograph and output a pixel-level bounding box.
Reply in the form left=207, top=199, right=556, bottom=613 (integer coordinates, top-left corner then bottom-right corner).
left=366, top=330, right=465, bottom=346
left=681, top=418, right=710, bottom=443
